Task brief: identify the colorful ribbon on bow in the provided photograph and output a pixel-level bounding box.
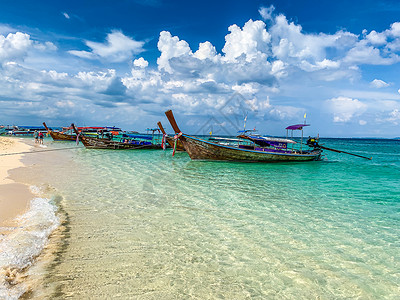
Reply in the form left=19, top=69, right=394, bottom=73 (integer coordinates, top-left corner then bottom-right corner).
left=161, top=133, right=167, bottom=150
left=172, top=132, right=182, bottom=156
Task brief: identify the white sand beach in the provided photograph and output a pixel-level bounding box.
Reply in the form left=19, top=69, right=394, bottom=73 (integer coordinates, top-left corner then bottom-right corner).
left=0, top=137, right=33, bottom=230
left=0, top=136, right=62, bottom=299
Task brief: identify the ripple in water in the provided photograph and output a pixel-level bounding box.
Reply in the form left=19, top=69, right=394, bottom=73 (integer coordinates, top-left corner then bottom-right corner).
left=15, top=140, right=400, bottom=299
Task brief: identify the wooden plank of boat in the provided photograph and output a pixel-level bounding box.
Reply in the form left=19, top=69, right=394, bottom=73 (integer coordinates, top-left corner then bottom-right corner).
left=71, top=123, right=162, bottom=150
left=164, top=110, right=322, bottom=162
left=157, top=121, right=185, bottom=151
left=43, top=122, right=76, bottom=141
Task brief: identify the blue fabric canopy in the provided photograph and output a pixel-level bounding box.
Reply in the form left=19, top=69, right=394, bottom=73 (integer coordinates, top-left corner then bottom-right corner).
left=122, top=134, right=153, bottom=140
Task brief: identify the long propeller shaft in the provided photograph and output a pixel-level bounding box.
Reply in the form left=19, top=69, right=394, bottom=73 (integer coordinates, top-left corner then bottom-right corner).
left=319, top=145, right=372, bottom=160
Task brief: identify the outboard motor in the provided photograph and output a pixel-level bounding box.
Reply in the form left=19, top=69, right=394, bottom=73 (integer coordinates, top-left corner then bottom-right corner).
left=306, top=137, right=320, bottom=148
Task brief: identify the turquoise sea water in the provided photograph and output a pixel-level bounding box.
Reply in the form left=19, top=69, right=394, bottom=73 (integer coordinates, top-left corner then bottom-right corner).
left=4, top=138, right=400, bottom=298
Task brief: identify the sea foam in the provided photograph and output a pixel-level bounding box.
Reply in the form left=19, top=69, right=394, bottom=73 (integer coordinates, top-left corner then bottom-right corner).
left=0, top=187, right=59, bottom=299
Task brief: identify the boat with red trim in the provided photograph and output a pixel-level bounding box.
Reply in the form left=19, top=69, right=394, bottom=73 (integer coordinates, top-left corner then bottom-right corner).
left=165, top=110, right=322, bottom=162
left=71, top=124, right=162, bottom=150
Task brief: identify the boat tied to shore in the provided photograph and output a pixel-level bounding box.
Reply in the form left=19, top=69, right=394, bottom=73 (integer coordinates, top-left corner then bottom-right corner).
left=43, top=122, right=76, bottom=141
left=71, top=124, right=162, bottom=150
left=165, top=110, right=322, bottom=162
left=164, top=110, right=372, bottom=162
left=157, top=121, right=185, bottom=153
left=43, top=122, right=125, bottom=141
left=3, top=125, right=48, bottom=136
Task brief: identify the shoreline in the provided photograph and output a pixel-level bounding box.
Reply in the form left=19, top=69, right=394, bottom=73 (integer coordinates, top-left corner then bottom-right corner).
left=0, top=136, right=34, bottom=231
left=0, top=136, right=398, bottom=298
left=0, top=136, right=63, bottom=299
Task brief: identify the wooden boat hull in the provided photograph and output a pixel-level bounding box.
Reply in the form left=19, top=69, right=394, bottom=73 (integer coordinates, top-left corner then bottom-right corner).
left=180, top=134, right=322, bottom=162
left=166, top=136, right=185, bottom=151
left=43, top=122, right=76, bottom=141
left=157, top=121, right=185, bottom=151
left=79, top=135, right=162, bottom=150
left=49, top=131, right=76, bottom=141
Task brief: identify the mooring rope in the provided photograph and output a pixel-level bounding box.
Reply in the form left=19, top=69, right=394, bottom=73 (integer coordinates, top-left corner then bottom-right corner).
left=0, top=146, right=80, bottom=157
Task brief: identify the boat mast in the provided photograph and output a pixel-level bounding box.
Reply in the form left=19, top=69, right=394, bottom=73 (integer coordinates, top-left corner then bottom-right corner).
left=301, top=128, right=303, bottom=153
left=243, top=113, right=247, bottom=132
left=300, top=113, right=306, bottom=153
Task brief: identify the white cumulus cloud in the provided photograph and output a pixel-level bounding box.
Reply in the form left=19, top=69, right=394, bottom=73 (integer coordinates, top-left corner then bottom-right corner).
left=270, top=15, right=357, bottom=71
left=0, top=32, right=32, bottom=62
left=326, top=96, right=367, bottom=122
left=387, top=109, right=400, bottom=124
left=222, top=20, right=270, bottom=62
left=70, top=31, right=145, bottom=62
left=3, top=12, right=400, bottom=134
left=389, top=22, right=400, bottom=37
left=133, top=57, right=148, bottom=68
left=259, top=5, right=275, bottom=21
left=370, top=79, right=389, bottom=88
left=344, top=42, right=400, bottom=65
left=157, top=31, right=192, bottom=73
left=194, top=41, right=217, bottom=60
left=365, top=30, right=386, bottom=45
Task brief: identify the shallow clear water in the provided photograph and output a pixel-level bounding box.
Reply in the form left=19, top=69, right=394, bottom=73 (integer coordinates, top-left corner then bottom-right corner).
left=11, top=138, right=400, bottom=298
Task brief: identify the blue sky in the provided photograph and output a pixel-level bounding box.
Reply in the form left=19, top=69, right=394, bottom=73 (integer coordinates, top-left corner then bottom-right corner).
left=1, top=0, right=400, bottom=137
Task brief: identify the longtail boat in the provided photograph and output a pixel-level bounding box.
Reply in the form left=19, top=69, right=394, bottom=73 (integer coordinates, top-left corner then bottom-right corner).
left=71, top=124, right=162, bottom=150
left=43, top=122, right=76, bottom=141
left=6, top=125, right=48, bottom=136
left=164, top=110, right=323, bottom=162
left=157, top=121, right=185, bottom=151
left=0, top=126, right=11, bottom=135
left=44, top=122, right=124, bottom=141
left=79, top=126, right=123, bottom=137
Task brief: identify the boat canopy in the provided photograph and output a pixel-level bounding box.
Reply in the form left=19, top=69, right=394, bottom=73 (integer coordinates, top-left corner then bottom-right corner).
left=209, top=137, right=243, bottom=142
left=244, top=135, right=296, bottom=144
left=237, top=129, right=257, bottom=133
left=103, top=127, right=122, bottom=130
left=17, top=126, right=47, bottom=130
left=247, top=136, right=296, bottom=144
left=285, top=124, right=310, bottom=130
left=237, top=134, right=296, bottom=148
left=77, top=127, right=106, bottom=132
left=75, top=126, right=120, bottom=130
left=121, top=133, right=153, bottom=140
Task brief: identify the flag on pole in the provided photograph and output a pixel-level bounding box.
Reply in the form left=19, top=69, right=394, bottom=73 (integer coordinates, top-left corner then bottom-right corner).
left=304, top=113, right=307, bottom=119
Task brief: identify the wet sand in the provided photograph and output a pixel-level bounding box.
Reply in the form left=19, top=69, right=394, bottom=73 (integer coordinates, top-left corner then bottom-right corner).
left=0, top=137, right=33, bottom=230
left=0, top=136, right=65, bottom=299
